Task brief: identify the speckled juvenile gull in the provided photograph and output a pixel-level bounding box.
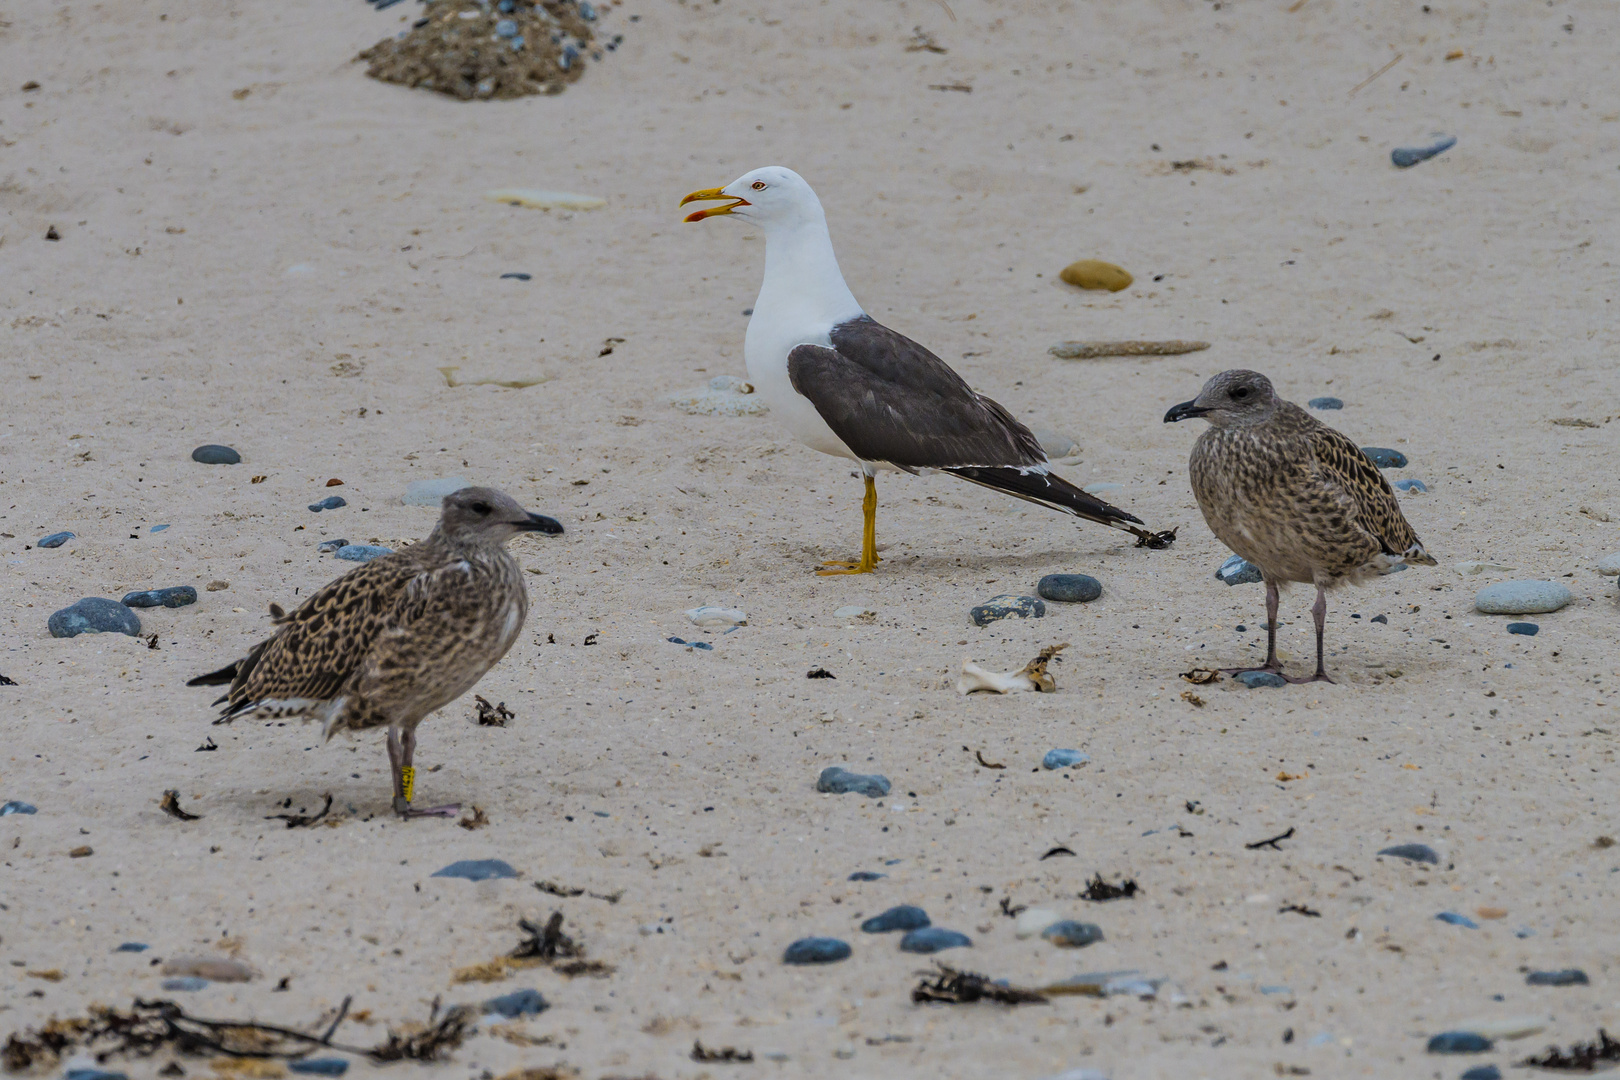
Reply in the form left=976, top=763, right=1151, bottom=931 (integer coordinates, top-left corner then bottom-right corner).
left=681, top=165, right=1168, bottom=575
left=1165, top=370, right=1435, bottom=683
left=188, top=487, right=562, bottom=817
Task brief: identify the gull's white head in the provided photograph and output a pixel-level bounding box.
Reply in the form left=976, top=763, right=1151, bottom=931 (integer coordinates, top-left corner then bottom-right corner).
left=680, top=166, right=826, bottom=233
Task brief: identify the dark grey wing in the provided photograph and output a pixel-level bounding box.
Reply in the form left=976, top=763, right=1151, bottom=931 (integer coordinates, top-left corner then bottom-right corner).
left=786, top=316, right=1046, bottom=470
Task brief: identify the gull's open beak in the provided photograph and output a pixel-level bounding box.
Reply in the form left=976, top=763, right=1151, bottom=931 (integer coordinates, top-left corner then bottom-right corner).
left=518, top=512, right=565, bottom=535
left=681, top=187, right=749, bottom=222
left=1163, top=400, right=1211, bottom=423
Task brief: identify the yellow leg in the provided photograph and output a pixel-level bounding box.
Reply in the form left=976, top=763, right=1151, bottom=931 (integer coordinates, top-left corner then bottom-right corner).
left=818, top=475, right=880, bottom=575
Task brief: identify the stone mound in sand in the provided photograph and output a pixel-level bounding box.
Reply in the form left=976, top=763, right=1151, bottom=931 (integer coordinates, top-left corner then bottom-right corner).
left=358, top=0, right=618, bottom=100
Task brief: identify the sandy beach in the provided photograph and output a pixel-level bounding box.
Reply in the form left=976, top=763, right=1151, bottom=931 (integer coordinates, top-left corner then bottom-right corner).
left=2, top=0, right=1618, bottom=1076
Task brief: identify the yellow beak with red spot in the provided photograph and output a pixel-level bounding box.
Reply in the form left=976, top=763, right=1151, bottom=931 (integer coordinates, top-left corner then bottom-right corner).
left=681, top=187, right=749, bottom=222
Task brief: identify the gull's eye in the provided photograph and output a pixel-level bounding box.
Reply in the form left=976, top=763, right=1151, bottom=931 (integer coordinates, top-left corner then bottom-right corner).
left=1231, top=387, right=1250, bottom=400
left=470, top=501, right=492, bottom=515
left=751, top=181, right=767, bottom=190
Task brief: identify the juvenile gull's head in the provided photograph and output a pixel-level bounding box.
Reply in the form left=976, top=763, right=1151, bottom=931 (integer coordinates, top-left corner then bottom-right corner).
left=1163, top=369, right=1280, bottom=429
left=439, top=486, right=563, bottom=547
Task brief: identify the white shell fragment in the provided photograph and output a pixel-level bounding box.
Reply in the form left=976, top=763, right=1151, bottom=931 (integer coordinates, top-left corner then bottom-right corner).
left=668, top=376, right=768, bottom=417
left=956, top=643, right=1069, bottom=695
left=686, top=606, right=747, bottom=627
left=1014, top=907, right=1063, bottom=939
left=834, top=605, right=876, bottom=621
left=484, top=188, right=607, bottom=211
left=1453, top=560, right=1517, bottom=576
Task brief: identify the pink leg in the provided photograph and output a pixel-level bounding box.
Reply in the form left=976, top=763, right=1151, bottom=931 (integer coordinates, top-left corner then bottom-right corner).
left=1286, top=584, right=1336, bottom=684
left=1221, top=578, right=1290, bottom=678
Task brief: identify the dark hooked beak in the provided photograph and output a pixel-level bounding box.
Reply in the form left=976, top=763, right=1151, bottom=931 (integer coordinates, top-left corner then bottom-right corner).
left=1163, top=400, right=1210, bottom=424
left=519, top=513, right=565, bottom=535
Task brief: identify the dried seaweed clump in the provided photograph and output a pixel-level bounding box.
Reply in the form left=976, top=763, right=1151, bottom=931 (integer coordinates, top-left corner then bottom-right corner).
left=358, top=0, right=605, bottom=101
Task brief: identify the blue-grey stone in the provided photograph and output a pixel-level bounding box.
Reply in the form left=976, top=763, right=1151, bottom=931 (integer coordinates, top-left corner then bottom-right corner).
left=667, top=636, right=714, bottom=650
left=288, top=1059, right=349, bottom=1076
left=1216, top=554, right=1263, bottom=585
left=861, top=905, right=930, bottom=933
left=899, top=927, right=971, bottom=954
left=1379, top=843, right=1440, bottom=864
left=1475, top=580, right=1571, bottom=615
left=1371, top=614, right=1389, bottom=624
left=816, top=766, right=890, bottom=798
left=114, top=942, right=149, bottom=952
left=192, top=444, right=241, bottom=465
left=1236, top=670, right=1286, bottom=688
left=431, top=858, right=519, bottom=881
left=37, top=531, right=73, bottom=548
left=1037, top=574, right=1102, bottom=604
left=1459, top=1067, right=1502, bottom=1080
left=65, top=1069, right=129, bottom=1080
left=1042, top=749, right=1091, bottom=770
left=1, top=801, right=37, bottom=815
left=1526, top=968, right=1588, bottom=986
left=970, top=593, right=1045, bottom=626
left=500, top=272, right=531, bottom=281
left=1506, top=622, right=1539, bottom=637
left=783, top=937, right=851, bottom=964
left=162, top=977, right=209, bottom=991
left=495, top=17, right=518, bottom=35
left=1041, top=921, right=1104, bottom=948
left=308, top=495, right=347, bottom=512
left=316, top=538, right=350, bottom=553
left=403, top=477, right=471, bottom=507
left=1392, top=134, right=1456, bottom=168
left=48, top=597, right=141, bottom=638
left=1361, top=447, right=1408, bottom=469
left=336, top=545, right=393, bottom=563
left=1426, top=1031, right=1491, bottom=1054
left=150, top=524, right=170, bottom=532
left=1307, top=396, right=1343, bottom=410
left=848, top=871, right=886, bottom=881
left=579, top=0, right=597, bottom=18
left=1435, top=911, right=1478, bottom=929
left=483, top=988, right=548, bottom=1018
left=1393, top=479, right=1427, bottom=493
left=120, top=586, right=197, bottom=609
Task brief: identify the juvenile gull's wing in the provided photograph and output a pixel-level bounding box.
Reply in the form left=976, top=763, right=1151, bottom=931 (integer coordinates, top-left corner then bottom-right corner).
left=787, top=316, right=1046, bottom=471
left=1307, top=423, right=1433, bottom=563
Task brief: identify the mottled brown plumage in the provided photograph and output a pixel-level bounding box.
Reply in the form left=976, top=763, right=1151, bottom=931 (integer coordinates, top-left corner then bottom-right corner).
left=189, top=487, right=562, bottom=816
left=1165, top=370, right=1435, bottom=682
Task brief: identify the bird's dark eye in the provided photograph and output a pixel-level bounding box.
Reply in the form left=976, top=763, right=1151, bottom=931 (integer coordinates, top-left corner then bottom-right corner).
left=1231, top=387, right=1250, bottom=400
left=751, top=181, right=767, bottom=190
left=470, top=501, right=492, bottom=515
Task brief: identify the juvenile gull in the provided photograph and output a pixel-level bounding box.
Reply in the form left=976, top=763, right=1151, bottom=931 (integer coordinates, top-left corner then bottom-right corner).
left=681, top=166, right=1169, bottom=575
left=188, top=487, right=562, bottom=817
left=1164, top=370, right=1435, bottom=683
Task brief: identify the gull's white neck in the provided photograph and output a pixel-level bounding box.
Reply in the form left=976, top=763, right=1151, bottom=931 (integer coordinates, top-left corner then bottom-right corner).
left=752, top=216, right=863, bottom=330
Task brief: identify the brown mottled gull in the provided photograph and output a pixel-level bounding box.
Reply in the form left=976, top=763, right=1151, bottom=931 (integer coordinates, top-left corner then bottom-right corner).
left=1164, top=370, right=1435, bottom=683
left=188, top=487, right=562, bottom=817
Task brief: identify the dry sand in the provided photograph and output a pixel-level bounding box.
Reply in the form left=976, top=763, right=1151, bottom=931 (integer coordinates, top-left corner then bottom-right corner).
left=2, top=0, right=1619, bottom=1076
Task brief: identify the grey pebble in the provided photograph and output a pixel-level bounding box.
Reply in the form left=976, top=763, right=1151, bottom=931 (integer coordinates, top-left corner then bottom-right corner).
left=1371, top=614, right=1389, bottom=624
left=37, top=531, right=73, bottom=548
left=431, top=858, right=519, bottom=881
left=1435, top=911, right=1478, bottom=929
left=494, top=17, right=518, bottom=35
left=308, top=495, right=347, bottom=512
left=970, top=593, right=1045, bottom=627
left=500, top=272, right=531, bottom=281
left=816, top=766, right=890, bottom=798
left=1596, top=551, right=1620, bottom=576
left=1392, top=134, right=1456, bottom=168
left=483, top=987, right=548, bottom=1017
left=316, top=538, right=350, bottom=553
left=1360, top=447, right=1408, bottom=469
left=162, top=977, right=209, bottom=991
left=783, top=937, right=851, bottom=964
left=288, top=1060, right=349, bottom=1077
left=1236, top=670, right=1286, bottom=688
left=65, top=1069, right=129, bottom=1080
left=667, top=636, right=714, bottom=650
left=120, top=586, right=198, bottom=609
left=1216, top=554, right=1263, bottom=585
left=848, top=871, right=886, bottom=882
left=1042, top=749, right=1091, bottom=770
left=1, top=801, right=38, bottom=815
left=1426, top=1031, right=1492, bottom=1054
left=1506, top=622, right=1539, bottom=637
left=899, top=927, right=971, bottom=954
left=1041, top=921, right=1104, bottom=948
left=1393, top=479, right=1427, bottom=493
left=1459, top=1067, right=1502, bottom=1080
left=191, top=444, right=240, bottom=465
left=1378, top=842, right=1440, bottom=864
left=1307, top=396, right=1343, bottom=410
left=1475, top=580, right=1571, bottom=615
left=403, top=477, right=471, bottom=506
left=336, top=544, right=393, bottom=563
left=114, top=942, right=149, bottom=952
left=1526, top=968, right=1588, bottom=986
left=861, top=905, right=930, bottom=933
left=49, top=597, right=142, bottom=638
left=1037, top=574, right=1102, bottom=604
left=150, top=524, right=170, bottom=532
